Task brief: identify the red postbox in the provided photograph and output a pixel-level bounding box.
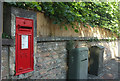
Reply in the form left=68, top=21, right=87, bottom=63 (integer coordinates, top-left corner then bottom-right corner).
left=15, top=17, right=34, bottom=75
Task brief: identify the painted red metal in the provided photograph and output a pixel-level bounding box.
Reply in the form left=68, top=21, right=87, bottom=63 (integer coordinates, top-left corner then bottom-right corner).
left=15, top=17, right=34, bottom=75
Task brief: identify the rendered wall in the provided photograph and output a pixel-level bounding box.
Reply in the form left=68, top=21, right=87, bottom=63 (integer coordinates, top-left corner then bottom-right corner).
left=37, top=12, right=118, bottom=38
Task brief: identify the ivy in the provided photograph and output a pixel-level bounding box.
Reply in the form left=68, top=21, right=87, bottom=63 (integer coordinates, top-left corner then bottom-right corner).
left=6, top=2, right=119, bottom=36
left=2, top=33, right=11, bottom=39
left=87, top=38, right=117, bottom=42
left=74, top=29, right=79, bottom=33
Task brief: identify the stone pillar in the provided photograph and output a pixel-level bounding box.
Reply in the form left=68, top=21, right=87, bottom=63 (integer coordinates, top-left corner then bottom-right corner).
left=3, top=6, right=37, bottom=79
left=0, top=1, right=3, bottom=80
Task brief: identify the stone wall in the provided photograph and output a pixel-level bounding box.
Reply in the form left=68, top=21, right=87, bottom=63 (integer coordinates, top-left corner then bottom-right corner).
left=2, top=6, right=37, bottom=79
left=1, top=41, right=67, bottom=79
left=2, top=39, right=119, bottom=79
left=76, top=40, right=119, bottom=64
left=37, top=12, right=118, bottom=38
left=37, top=37, right=119, bottom=64
left=1, top=46, right=9, bottom=79
left=2, top=5, right=119, bottom=80
left=30, top=42, right=67, bottom=79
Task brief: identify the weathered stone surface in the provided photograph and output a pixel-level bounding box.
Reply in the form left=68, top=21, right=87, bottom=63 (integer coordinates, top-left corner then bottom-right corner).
left=35, top=42, right=67, bottom=79
left=1, top=46, right=9, bottom=79
left=2, top=39, right=119, bottom=79
left=3, top=5, right=37, bottom=79
left=9, top=46, right=15, bottom=76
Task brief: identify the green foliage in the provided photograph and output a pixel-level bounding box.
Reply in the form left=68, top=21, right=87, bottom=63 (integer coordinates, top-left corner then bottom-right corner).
left=2, top=33, right=11, bottom=39
left=6, top=2, right=119, bottom=35
left=88, top=37, right=117, bottom=42
left=74, top=29, right=79, bottom=33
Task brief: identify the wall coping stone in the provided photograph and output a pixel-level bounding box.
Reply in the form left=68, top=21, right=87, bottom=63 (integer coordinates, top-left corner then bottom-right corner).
left=37, top=37, right=97, bottom=42
left=2, top=37, right=119, bottom=46
left=37, top=37, right=118, bottom=42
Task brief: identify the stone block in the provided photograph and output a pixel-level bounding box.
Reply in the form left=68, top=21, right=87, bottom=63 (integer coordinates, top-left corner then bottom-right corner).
left=2, top=46, right=9, bottom=78
left=38, top=58, right=43, bottom=63
left=44, top=57, right=52, bottom=61
left=39, top=69, right=47, bottom=75
left=52, top=55, right=59, bottom=59
left=36, top=63, right=42, bottom=67
left=41, top=52, right=50, bottom=57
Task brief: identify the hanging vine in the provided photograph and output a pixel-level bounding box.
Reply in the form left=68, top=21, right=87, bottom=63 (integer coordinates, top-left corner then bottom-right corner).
left=6, top=2, right=119, bottom=36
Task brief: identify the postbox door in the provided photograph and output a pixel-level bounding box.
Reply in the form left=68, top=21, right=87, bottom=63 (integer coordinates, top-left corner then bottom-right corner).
left=17, top=34, right=32, bottom=71
left=15, top=17, right=34, bottom=75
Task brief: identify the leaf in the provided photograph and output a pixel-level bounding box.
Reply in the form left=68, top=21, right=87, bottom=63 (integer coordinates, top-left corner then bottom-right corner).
left=76, top=26, right=79, bottom=28
left=89, top=23, right=94, bottom=28
left=74, top=29, right=79, bottom=33
left=83, top=24, right=88, bottom=28
left=7, top=2, right=119, bottom=35
left=64, top=25, right=68, bottom=30
left=37, top=6, right=42, bottom=11
left=51, top=9, right=54, bottom=15
left=72, top=25, right=74, bottom=29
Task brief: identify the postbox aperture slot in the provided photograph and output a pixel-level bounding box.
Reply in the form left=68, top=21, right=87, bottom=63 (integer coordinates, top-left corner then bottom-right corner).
left=20, top=26, right=32, bottom=29
left=81, top=58, right=87, bottom=62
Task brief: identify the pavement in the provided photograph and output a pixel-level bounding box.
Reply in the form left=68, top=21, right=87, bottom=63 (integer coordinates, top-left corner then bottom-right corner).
left=88, top=58, right=120, bottom=79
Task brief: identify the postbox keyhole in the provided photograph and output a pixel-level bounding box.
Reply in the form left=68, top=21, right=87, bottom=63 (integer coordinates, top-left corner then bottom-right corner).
left=19, top=67, right=23, bottom=70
